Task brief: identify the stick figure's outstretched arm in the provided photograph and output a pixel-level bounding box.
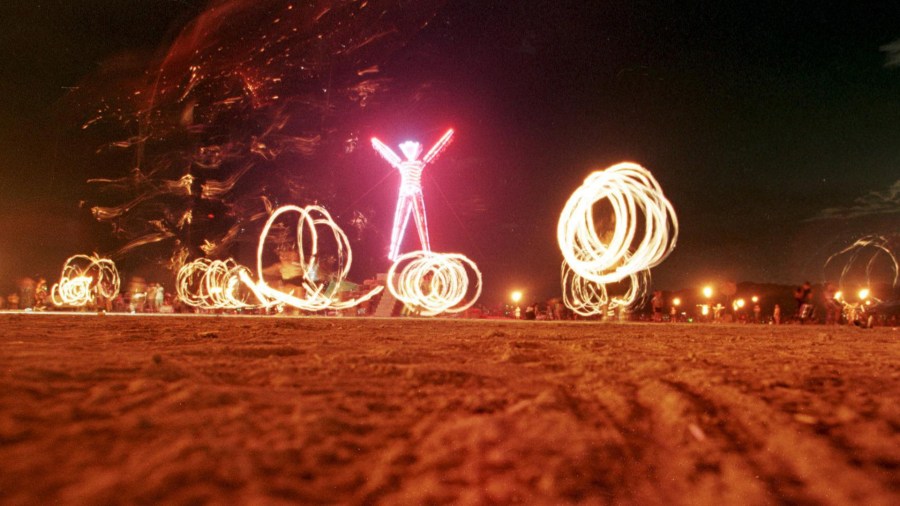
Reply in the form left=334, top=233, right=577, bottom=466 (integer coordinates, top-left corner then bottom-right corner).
left=423, top=129, right=455, bottom=164
left=371, top=137, right=403, bottom=170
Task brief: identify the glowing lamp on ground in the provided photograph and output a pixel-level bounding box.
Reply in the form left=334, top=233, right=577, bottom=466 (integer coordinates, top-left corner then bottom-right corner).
left=858, top=288, right=870, bottom=301
left=371, top=129, right=455, bottom=260
left=834, top=291, right=843, bottom=301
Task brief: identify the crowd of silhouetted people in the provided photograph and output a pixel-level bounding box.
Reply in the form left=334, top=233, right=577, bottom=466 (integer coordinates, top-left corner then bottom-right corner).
left=2, top=272, right=896, bottom=327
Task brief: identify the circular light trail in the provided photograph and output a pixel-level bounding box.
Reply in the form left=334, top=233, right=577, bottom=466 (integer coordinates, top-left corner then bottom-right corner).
left=561, top=262, right=648, bottom=317
left=176, top=258, right=255, bottom=310
left=175, top=205, right=382, bottom=312
left=386, top=250, right=482, bottom=316
left=245, top=205, right=382, bottom=311
left=824, top=234, right=898, bottom=295
left=557, top=162, right=677, bottom=314
left=50, top=254, right=120, bottom=308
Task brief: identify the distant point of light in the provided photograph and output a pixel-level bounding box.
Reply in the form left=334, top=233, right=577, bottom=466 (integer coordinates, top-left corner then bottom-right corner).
left=386, top=250, right=481, bottom=316
left=858, top=288, right=870, bottom=301
left=511, top=290, right=523, bottom=304
left=51, top=254, right=120, bottom=307
left=371, top=128, right=455, bottom=260
left=702, top=286, right=713, bottom=299
left=672, top=297, right=681, bottom=306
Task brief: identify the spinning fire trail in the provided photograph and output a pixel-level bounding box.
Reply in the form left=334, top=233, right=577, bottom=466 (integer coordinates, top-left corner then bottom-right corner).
left=371, top=129, right=454, bottom=260
left=557, top=162, right=678, bottom=316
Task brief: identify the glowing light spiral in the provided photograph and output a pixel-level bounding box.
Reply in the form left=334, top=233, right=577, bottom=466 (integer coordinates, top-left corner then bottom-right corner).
left=176, top=258, right=257, bottom=310
left=243, top=205, right=382, bottom=311
left=50, top=254, right=120, bottom=307
left=561, top=263, right=648, bottom=317
left=386, top=250, right=482, bottom=316
left=558, top=162, right=677, bottom=314
left=824, top=234, right=899, bottom=292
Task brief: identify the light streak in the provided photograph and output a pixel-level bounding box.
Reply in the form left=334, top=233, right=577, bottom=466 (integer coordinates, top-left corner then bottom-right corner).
left=173, top=205, right=381, bottom=313
left=558, top=162, right=678, bottom=284
left=561, top=262, right=647, bottom=316
left=386, top=250, right=481, bottom=316
left=244, top=205, right=382, bottom=311
left=176, top=258, right=257, bottom=310
left=824, top=235, right=899, bottom=292
left=371, top=128, right=454, bottom=260
left=50, top=254, right=120, bottom=307
left=557, top=162, right=678, bottom=313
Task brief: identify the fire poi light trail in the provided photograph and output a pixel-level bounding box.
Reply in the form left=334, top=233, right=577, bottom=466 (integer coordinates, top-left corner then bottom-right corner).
left=561, top=263, right=649, bottom=317
left=241, top=205, right=383, bottom=311
left=371, top=129, right=454, bottom=260
left=50, top=254, right=121, bottom=308
left=824, top=234, right=899, bottom=293
left=174, top=205, right=380, bottom=312
left=557, top=162, right=678, bottom=315
left=386, top=250, right=482, bottom=316
left=176, top=258, right=257, bottom=310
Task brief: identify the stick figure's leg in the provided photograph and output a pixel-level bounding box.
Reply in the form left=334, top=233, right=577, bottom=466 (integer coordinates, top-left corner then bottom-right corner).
left=389, top=195, right=413, bottom=260
left=411, top=192, right=431, bottom=252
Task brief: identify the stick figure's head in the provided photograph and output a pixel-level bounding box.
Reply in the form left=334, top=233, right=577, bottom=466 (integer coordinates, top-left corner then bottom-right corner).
left=399, top=141, right=423, bottom=162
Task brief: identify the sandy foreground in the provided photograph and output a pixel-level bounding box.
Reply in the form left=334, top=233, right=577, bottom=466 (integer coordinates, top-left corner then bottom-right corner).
left=0, top=314, right=897, bottom=505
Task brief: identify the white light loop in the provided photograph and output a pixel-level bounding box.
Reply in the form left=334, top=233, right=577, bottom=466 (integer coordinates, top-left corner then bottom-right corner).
left=557, top=162, right=678, bottom=284
left=176, top=258, right=256, bottom=310
left=50, top=254, right=120, bottom=307
left=824, top=234, right=899, bottom=292
left=558, top=162, right=677, bottom=313
left=561, top=262, right=647, bottom=316
left=244, top=205, right=382, bottom=311
left=387, top=250, right=482, bottom=316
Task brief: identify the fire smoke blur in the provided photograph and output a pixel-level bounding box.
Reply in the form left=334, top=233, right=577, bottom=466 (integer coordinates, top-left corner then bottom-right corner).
left=75, top=0, right=447, bottom=272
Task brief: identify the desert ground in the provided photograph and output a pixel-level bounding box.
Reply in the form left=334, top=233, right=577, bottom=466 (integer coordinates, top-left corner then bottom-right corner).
left=0, top=313, right=897, bottom=505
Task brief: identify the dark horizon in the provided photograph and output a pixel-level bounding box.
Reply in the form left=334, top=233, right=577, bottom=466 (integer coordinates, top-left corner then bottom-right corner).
left=1, top=0, right=898, bottom=305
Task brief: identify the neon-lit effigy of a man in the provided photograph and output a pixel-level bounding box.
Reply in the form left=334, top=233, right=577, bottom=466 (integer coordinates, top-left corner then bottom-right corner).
left=371, top=129, right=454, bottom=260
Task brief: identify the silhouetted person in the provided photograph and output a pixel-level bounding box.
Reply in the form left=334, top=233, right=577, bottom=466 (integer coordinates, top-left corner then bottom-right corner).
left=794, top=281, right=813, bottom=323
left=651, top=291, right=664, bottom=322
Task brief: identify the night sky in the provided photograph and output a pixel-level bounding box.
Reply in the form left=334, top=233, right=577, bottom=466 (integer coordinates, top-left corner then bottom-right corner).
left=1, top=0, right=898, bottom=305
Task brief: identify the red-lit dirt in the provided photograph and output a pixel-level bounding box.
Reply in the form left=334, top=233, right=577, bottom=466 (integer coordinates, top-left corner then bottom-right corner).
left=0, top=314, right=897, bottom=505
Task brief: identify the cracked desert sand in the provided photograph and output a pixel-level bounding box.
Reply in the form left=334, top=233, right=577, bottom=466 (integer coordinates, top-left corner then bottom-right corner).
left=0, top=313, right=897, bottom=505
